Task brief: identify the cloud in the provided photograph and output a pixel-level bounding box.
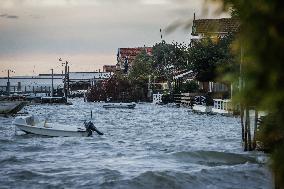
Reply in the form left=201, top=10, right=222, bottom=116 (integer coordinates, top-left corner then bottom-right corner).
left=6, top=15, right=19, bottom=19
left=141, top=0, right=171, bottom=5
left=0, top=52, right=115, bottom=76
left=0, top=13, right=19, bottom=19
left=0, top=0, right=228, bottom=76
left=0, top=0, right=193, bottom=7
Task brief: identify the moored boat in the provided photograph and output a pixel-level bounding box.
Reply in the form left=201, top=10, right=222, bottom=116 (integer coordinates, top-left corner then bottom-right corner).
left=192, top=95, right=212, bottom=113
left=0, top=101, right=28, bottom=115
left=103, top=102, right=136, bottom=109
left=192, top=104, right=212, bottom=113
left=13, top=115, right=103, bottom=137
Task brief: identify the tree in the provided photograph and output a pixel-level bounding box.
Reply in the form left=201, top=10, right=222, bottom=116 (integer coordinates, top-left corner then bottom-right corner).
left=180, top=81, right=199, bottom=93
left=128, top=50, right=153, bottom=80
left=209, top=1, right=284, bottom=187
left=152, top=41, right=189, bottom=96
left=189, top=35, right=236, bottom=83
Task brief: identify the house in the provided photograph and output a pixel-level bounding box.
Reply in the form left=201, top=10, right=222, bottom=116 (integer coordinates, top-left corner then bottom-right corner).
left=191, top=14, right=240, bottom=42
left=190, top=14, right=240, bottom=97
left=103, top=65, right=116, bottom=72
left=116, top=47, right=152, bottom=73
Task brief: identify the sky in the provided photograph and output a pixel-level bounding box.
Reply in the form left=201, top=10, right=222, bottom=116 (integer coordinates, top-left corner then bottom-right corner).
left=0, top=0, right=228, bottom=76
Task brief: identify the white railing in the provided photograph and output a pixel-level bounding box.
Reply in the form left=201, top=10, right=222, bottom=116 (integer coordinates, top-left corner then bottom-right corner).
left=212, top=99, right=232, bottom=114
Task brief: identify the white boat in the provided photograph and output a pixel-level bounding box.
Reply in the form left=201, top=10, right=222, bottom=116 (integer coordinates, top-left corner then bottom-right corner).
left=192, top=105, right=212, bottom=113
left=192, top=96, right=212, bottom=113
left=13, top=115, right=103, bottom=137
left=103, top=102, right=136, bottom=109
left=0, top=101, right=27, bottom=115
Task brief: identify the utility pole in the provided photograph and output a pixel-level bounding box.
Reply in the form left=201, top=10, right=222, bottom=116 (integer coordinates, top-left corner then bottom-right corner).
left=64, top=61, right=68, bottom=99
left=67, top=65, right=70, bottom=97
left=5, top=69, right=15, bottom=96
left=59, top=58, right=69, bottom=101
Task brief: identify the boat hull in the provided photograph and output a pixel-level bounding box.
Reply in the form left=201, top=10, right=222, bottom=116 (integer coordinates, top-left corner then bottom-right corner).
left=193, top=105, right=212, bottom=113
left=103, top=103, right=136, bottom=109
left=0, top=101, right=27, bottom=114
left=15, top=124, right=89, bottom=137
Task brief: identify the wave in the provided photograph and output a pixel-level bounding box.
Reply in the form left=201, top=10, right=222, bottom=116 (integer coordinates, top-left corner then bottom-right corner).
left=0, top=138, right=12, bottom=144
left=100, top=171, right=192, bottom=189
left=7, top=170, right=44, bottom=180
left=100, top=168, right=272, bottom=189
left=170, top=150, right=257, bottom=166
left=0, top=156, right=22, bottom=165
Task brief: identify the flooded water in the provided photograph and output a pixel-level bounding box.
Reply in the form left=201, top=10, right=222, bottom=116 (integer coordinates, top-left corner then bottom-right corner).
left=0, top=99, right=272, bottom=189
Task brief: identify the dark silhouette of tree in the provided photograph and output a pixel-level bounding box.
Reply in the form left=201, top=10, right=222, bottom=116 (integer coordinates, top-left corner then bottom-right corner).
left=188, top=35, right=236, bottom=83
left=152, top=41, right=189, bottom=96
left=128, top=50, right=153, bottom=80
left=210, top=0, right=284, bottom=187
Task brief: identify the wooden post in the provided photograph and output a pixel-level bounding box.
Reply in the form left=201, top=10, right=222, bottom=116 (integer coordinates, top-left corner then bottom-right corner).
left=241, top=105, right=245, bottom=142
left=246, top=107, right=252, bottom=151
left=252, top=109, right=258, bottom=150
left=244, top=107, right=248, bottom=151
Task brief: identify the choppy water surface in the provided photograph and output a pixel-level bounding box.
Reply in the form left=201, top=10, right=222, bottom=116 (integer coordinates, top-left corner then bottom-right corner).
left=0, top=99, right=272, bottom=189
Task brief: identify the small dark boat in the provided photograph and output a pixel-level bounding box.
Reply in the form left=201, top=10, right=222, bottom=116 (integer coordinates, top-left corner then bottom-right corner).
left=103, top=103, right=136, bottom=109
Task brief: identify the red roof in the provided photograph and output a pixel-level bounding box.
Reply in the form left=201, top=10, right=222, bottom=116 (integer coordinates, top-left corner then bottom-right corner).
left=103, top=65, right=116, bottom=72
left=118, top=47, right=152, bottom=62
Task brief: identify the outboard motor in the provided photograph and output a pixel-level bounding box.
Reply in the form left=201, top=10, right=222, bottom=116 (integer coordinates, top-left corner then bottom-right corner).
left=84, top=121, right=104, bottom=137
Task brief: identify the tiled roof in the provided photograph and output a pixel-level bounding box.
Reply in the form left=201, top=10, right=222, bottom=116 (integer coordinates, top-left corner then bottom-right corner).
left=103, top=65, right=116, bottom=72
left=118, top=47, right=152, bottom=62
left=192, top=18, right=240, bottom=35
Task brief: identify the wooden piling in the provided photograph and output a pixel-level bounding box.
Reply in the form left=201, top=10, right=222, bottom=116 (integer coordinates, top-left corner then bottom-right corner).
left=240, top=105, right=245, bottom=142
left=252, top=109, right=258, bottom=150
left=244, top=107, right=248, bottom=151
left=247, top=108, right=252, bottom=151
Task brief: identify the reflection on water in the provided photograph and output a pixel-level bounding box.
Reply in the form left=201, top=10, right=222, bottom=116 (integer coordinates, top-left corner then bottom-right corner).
left=0, top=99, right=272, bottom=189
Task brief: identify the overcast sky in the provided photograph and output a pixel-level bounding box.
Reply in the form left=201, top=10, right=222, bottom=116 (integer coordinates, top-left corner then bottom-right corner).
left=0, top=0, right=228, bottom=76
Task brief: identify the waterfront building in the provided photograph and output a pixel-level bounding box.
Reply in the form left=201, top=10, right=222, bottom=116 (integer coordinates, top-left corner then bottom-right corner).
left=103, top=65, right=117, bottom=72
left=190, top=15, right=240, bottom=97
left=116, top=47, right=152, bottom=73
left=191, top=14, right=240, bottom=43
